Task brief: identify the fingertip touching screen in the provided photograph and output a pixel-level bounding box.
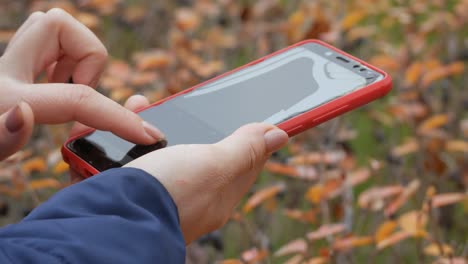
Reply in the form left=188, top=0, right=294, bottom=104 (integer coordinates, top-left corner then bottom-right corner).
left=68, top=42, right=383, bottom=171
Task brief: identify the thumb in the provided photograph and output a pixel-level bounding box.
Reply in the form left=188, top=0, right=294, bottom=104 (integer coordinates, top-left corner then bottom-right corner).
left=0, top=102, right=34, bottom=161
left=215, top=123, right=288, bottom=175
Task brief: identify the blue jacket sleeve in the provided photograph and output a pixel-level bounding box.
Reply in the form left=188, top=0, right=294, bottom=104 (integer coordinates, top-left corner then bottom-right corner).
left=0, top=167, right=186, bottom=264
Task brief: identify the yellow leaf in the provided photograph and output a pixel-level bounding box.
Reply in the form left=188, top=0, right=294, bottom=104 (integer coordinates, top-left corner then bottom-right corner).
left=305, top=184, right=324, bottom=204
left=341, top=11, right=367, bottom=30
left=369, top=55, right=399, bottom=72
left=385, top=179, right=420, bottom=216
left=418, top=114, right=450, bottom=134
left=22, top=158, right=47, bottom=174
left=445, top=140, right=468, bottom=153
left=398, top=211, right=428, bottom=235
left=424, top=243, right=454, bottom=257
left=53, top=160, right=69, bottom=175
left=404, top=62, right=424, bottom=86
left=375, top=221, right=398, bottom=243
left=29, top=179, right=62, bottom=190
left=242, top=184, right=285, bottom=213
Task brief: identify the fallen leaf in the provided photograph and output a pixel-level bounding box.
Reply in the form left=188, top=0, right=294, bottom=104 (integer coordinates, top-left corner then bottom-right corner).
left=391, top=138, right=420, bottom=157
left=283, top=209, right=317, bottom=223
left=424, top=243, right=454, bottom=257
left=398, top=210, right=428, bottom=235
left=284, top=254, right=304, bottom=264
left=53, top=160, right=69, bottom=175
left=341, top=11, right=367, bottom=30
left=333, top=236, right=373, bottom=251
left=243, top=184, right=285, bottom=213
left=404, top=62, right=424, bottom=86
left=22, top=158, right=47, bottom=174
left=219, top=260, right=243, bottom=264
left=433, top=257, right=467, bottom=264
left=377, top=231, right=411, bottom=250
left=76, top=12, right=100, bottom=29
left=421, top=62, right=465, bottom=88
left=274, top=238, right=307, bottom=257
left=369, top=55, right=399, bottom=72
left=431, top=193, right=468, bottom=208
left=134, top=50, right=173, bottom=71
left=385, top=179, right=420, bottom=216
left=288, top=151, right=346, bottom=166
left=418, top=114, right=450, bottom=135
left=303, top=257, right=327, bottom=264
left=29, top=178, right=62, bottom=190
left=375, top=220, right=398, bottom=243
left=445, top=140, right=468, bottom=153
left=175, top=8, right=200, bottom=32
left=241, top=248, right=268, bottom=264
left=358, top=185, right=404, bottom=211
left=307, top=223, right=346, bottom=241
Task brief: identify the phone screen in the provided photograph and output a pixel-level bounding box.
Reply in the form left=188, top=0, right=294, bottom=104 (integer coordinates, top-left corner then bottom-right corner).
left=69, top=42, right=382, bottom=171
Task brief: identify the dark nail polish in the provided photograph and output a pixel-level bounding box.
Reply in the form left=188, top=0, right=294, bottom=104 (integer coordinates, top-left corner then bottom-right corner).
left=5, top=104, right=24, bottom=133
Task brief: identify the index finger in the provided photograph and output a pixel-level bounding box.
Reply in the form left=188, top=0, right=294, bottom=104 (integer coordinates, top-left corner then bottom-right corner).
left=22, top=83, right=164, bottom=145
left=2, top=8, right=107, bottom=87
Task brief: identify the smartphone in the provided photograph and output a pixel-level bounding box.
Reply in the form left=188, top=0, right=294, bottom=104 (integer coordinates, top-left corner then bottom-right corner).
left=62, top=40, right=392, bottom=177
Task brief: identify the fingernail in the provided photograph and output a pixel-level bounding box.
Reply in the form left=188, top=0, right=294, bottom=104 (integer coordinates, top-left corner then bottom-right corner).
left=5, top=104, right=24, bottom=133
left=142, top=121, right=165, bottom=141
left=264, top=128, right=288, bottom=153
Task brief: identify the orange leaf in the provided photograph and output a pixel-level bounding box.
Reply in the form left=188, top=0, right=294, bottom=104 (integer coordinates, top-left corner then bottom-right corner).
left=341, top=11, right=367, bottom=30
left=134, top=50, right=173, bottom=71
left=424, top=243, right=454, bottom=257
left=307, top=223, right=346, bottom=241
left=284, top=254, right=304, bottom=264
left=418, top=114, right=450, bottom=135
left=385, top=179, right=420, bottom=216
left=241, top=248, right=268, bottom=264
left=29, top=179, right=62, bottom=190
left=289, top=151, right=346, bottom=166
left=53, top=160, right=69, bottom=175
left=304, top=257, right=328, bottom=264
left=369, top=55, right=399, bottom=72
left=305, top=184, right=324, bottom=204
left=243, top=184, right=285, bottom=213
left=283, top=209, right=317, bottom=223
left=398, top=210, right=428, bottom=235
left=0, top=30, right=15, bottom=43
left=432, top=193, right=468, bottom=208
left=264, top=161, right=298, bottom=176
left=22, top=158, right=47, bottom=174
left=76, top=12, right=100, bottom=29
left=421, top=62, right=465, bottom=88
left=175, top=8, right=200, bottom=32
left=333, top=236, right=373, bottom=251
left=375, top=221, right=398, bottom=243
left=445, top=140, right=468, bottom=153
left=274, top=238, right=307, bottom=257
left=377, top=231, right=411, bottom=250
left=391, top=138, right=420, bottom=157
left=358, top=185, right=404, bottom=211
left=404, top=62, right=424, bottom=86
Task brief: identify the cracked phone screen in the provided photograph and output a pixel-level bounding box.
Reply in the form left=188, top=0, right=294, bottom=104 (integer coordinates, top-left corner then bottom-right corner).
left=69, top=42, right=383, bottom=171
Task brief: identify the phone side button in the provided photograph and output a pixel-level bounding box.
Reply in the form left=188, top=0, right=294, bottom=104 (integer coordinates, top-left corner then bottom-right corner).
left=313, top=105, right=349, bottom=123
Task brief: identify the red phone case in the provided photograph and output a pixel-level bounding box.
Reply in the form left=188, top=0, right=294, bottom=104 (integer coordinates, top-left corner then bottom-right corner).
left=62, top=39, right=392, bottom=177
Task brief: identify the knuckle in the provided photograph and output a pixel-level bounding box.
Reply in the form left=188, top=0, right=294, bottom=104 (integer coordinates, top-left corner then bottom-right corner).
left=44, top=8, right=70, bottom=26
left=29, top=11, right=45, bottom=19
left=72, top=85, right=94, bottom=106
left=246, top=140, right=261, bottom=171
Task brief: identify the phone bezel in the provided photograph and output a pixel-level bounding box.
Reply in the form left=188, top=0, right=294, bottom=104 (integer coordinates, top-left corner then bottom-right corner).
left=62, top=39, right=392, bottom=177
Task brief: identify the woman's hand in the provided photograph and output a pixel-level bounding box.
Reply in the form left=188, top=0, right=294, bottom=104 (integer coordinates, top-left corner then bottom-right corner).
left=0, top=9, right=164, bottom=161
left=125, top=123, right=289, bottom=244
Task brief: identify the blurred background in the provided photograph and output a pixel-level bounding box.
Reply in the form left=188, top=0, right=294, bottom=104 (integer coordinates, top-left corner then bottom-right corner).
left=0, top=0, right=467, bottom=263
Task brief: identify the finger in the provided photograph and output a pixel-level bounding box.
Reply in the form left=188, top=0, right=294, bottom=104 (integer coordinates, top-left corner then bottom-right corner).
left=2, top=8, right=107, bottom=87
left=0, top=102, right=35, bottom=161
left=70, top=169, right=86, bottom=184
left=49, top=56, right=78, bottom=83
left=69, top=94, right=151, bottom=137
left=215, top=123, right=288, bottom=176
left=123, top=94, right=150, bottom=111
left=5, top=11, right=45, bottom=53
left=19, top=83, right=163, bottom=144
